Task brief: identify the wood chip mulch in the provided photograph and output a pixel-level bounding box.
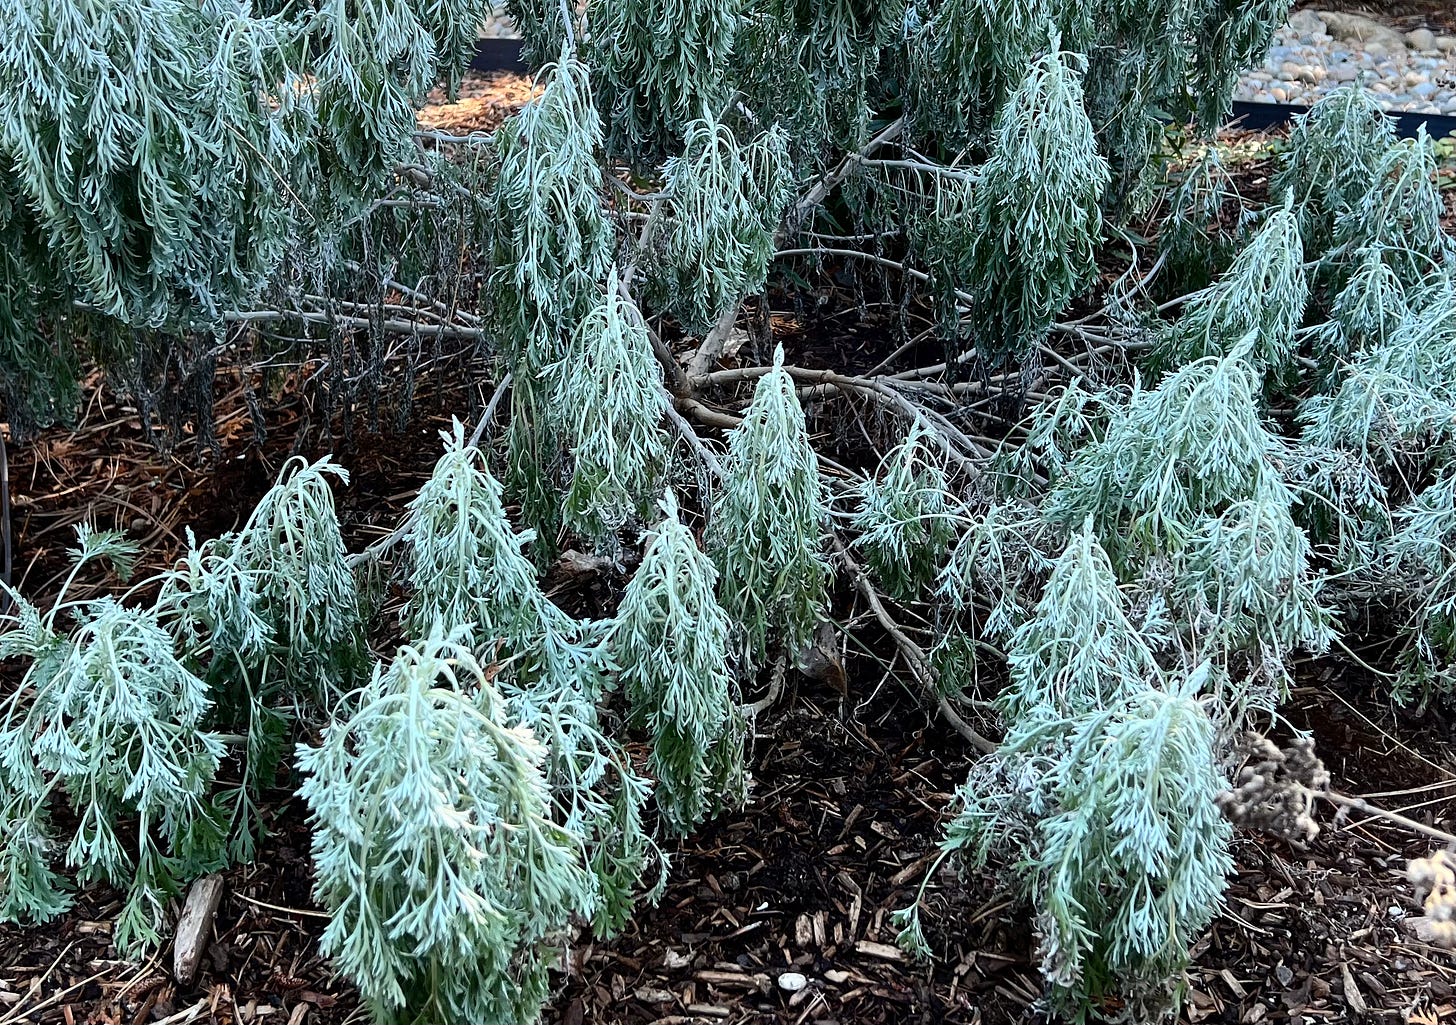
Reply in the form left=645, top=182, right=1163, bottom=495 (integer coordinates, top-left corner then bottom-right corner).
left=418, top=72, right=538, bottom=136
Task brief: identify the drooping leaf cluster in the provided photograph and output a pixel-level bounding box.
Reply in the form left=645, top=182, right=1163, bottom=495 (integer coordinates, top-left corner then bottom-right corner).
left=708, top=346, right=832, bottom=666
left=613, top=493, right=748, bottom=834
left=0, top=0, right=499, bottom=437
left=555, top=273, right=673, bottom=546
left=945, top=530, right=1232, bottom=1021
left=0, top=458, right=365, bottom=953
left=297, top=634, right=595, bottom=1025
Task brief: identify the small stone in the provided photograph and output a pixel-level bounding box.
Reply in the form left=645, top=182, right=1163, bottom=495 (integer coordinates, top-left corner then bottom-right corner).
left=1271, top=86, right=1289, bottom=102
left=1320, top=10, right=1408, bottom=52
left=1279, top=60, right=1302, bottom=78
left=1407, top=28, right=1437, bottom=52
left=1413, top=81, right=1439, bottom=100
left=777, top=972, right=808, bottom=993
left=1437, top=35, right=1456, bottom=52
left=1330, top=62, right=1359, bottom=83
left=1287, top=9, right=1326, bottom=37
left=1405, top=70, right=1425, bottom=87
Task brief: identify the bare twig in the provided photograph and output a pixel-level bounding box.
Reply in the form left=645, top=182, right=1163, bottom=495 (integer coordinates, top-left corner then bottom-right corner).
left=225, top=308, right=488, bottom=340
left=1, top=427, right=10, bottom=615
left=686, top=302, right=742, bottom=385
left=664, top=399, right=725, bottom=479
left=784, top=117, right=904, bottom=237
left=833, top=537, right=997, bottom=755
left=743, top=656, right=788, bottom=717
left=679, top=117, right=910, bottom=384
left=1321, top=790, right=1456, bottom=847
left=345, top=375, right=511, bottom=569
left=702, top=362, right=992, bottom=467
left=468, top=371, right=513, bottom=448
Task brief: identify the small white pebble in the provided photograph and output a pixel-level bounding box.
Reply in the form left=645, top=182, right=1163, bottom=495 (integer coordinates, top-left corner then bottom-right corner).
left=778, top=972, right=808, bottom=993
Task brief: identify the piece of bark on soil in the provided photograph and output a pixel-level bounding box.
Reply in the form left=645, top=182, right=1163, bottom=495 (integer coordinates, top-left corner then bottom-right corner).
left=173, top=874, right=226, bottom=985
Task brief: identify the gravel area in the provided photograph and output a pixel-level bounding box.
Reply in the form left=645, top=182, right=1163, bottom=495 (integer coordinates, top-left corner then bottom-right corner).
left=479, top=8, right=518, bottom=38
left=1236, top=8, right=1456, bottom=114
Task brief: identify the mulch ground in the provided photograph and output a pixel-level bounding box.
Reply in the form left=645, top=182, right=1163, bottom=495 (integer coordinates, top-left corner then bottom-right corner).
left=420, top=72, right=538, bottom=135
left=2, top=69, right=1456, bottom=1025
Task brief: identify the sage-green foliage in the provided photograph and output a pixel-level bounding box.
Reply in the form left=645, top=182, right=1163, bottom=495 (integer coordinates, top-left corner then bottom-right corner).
left=297, top=634, right=594, bottom=1025
left=657, top=118, right=795, bottom=332
left=0, top=535, right=227, bottom=955
left=1386, top=473, right=1456, bottom=694
left=0, top=0, right=496, bottom=437
left=156, top=457, right=367, bottom=854
left=401, top=423, right=662, bottom=937
left=903, top=0, right=1052, bottom=149
left=1039, top=347, right=1334, bottom=680
left=963, top=43, right=1110, bottom=362
left=556, top=274, right=672, bottom=545
left=896, top=333, right=1340, bottom=1017
left=489, top=48, right=614, bottom=535
left=1296, top=275, right=1456, bottom=697
left=1273, top=86, right=1394, bottom=252
left=1335, top=130, right=1453, bottom=286
left=613, top=492, right=747, bottom=834
left=1157, top=149, right=1241, bottom=295
left=850, top=422, right=958, bottom=601
left=1187, top=0, right=1292, bottom=129
left=586, top=0, right=740, bottom=158
left=1274, top=86, right=1452, bottom=288
left=905, top=527, right=1234, bottom=1021
left=0, top=456, right=366, bottom=954
left=4, top=1, right=1399, bottom=1022
left=1306, top=246, right=1409, bottom=380
left=0, top=0, right=303, bottom=327
left=1301, top=283, right=1456, bottom=464
left=708, top=346, right=831, bottom=665
left=1155, top=204, right=1308, bottom=374
left=488, top=49, right=612, bottom=359
left=204, top=457, right=367, bottom=702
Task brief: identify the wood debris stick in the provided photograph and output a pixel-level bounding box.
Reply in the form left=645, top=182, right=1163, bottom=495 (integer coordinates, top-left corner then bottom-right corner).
left=854, top=940, right=905, bottom=962
left=150, top=1000, right=211, bottom=1025
left=693, top=970, right=767, bottom=990
left=1341, top=963, right=1368, bottom=1016
left=173, top=874, right=226, bottom=985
